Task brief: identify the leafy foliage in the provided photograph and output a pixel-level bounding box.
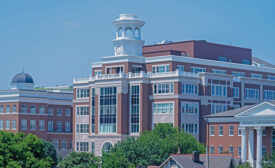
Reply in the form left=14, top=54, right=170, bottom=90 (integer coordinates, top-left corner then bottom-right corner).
left=108, top=123, right=205, bottom=167
left=261, top=152, right=275, bottom=168
left=0, top=131, right=57, bottom=168
left=237, top=162, right=252, bottom=168
left=57, top=152, right=100, bottom=168
left=101, top=151, right=135, bottom=168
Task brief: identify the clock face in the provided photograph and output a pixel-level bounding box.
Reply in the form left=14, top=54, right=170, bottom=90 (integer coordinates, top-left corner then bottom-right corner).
left=116, top=46, right=123, bottom=55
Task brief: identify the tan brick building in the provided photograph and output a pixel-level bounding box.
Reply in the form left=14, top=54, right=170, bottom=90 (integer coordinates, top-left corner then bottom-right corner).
left=0, top=72, right=73, bottom=157
left=73, top=14, right=275, bottom=156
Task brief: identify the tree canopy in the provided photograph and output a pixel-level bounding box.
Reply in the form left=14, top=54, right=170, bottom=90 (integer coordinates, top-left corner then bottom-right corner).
left=261, top=152, right=275, bottom=168
left=106, top=123, right=205, bottom=167
left=57, top=152, right=100, bottom=168
left=0, top=131, right=57, bottom=168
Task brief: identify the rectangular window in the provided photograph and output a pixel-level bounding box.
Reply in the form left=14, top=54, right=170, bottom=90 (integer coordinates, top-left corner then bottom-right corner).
left=218, top=56, right=227, bottom=62
left=76, top=124, right=89, bottom=133
left=210, top=126, right=215, bottom=136
left=245, top=88, right=259, bottom=99
left=219, top=126, right=223, bottom=136
left=30, top=120, right=36, bottom=130
left=76, top=142, right=89, bottom=152
left=233, top=87, right=239, bottom=98
left=48, top=121, right=53, bottom=132
left=76, top=106, right=89, bottom=116
left=182, top=84, right=198, bottom=95
left=12, top=120, right=16, bottom=130
left=242, top=59, right=250, bottom=65
left=264, top=90, right=275, bottom=100
left=76, top=88, right=90, bottom=98
left=191, top=67, right=206, bottom=73
left=56, top=121, right=62, bottom=132
left=183, top=123, right=197, bottom=134
left=39, top=120, right=45, bottom=131
left=219, top=146, right=223, bottom=154
left=106, top=66, right=123, bottom=74
left=21, top=119, right=27, bottom=130
left=130, top=85, right=140, bottom=133
left=153, top=83, right=174, bottom=94
left=91, top=142, right=95, bottom=154
left=21, top=105, right=27, bottom=113
left=211, top=104, right=227, bottom=114
left=229, top=126, right=234, bottom=136
left=251, top=73, right=263, bottom=79
left=94, top=70, right=102, bottom=76
left=0, top=106, right=3, bottom=113
left=210, top=146, right=214, bottom=154
left=152, top=64, right=169, bottom=73
left=153, top=103, right=174, bottom=114
left=65, top=121, right=71, bottom=132
left=48, top=108, right=53, bottom=115
left=232, top=71, right=245, bottom=78
left=53, top=139, right=59, bottom=149
left=39, top=106, right=45, bottom=114
left=229, top=146, right=234, bottom=154
left=212, top=69, right=226, bottom=75
left=267, top=75, right=275, bottom=81
left=57, top=108, right=62, bottom=116
left=177, top=65, right=184, bottom=72
left=263, top=146, right=267, bottom=156
left=100, top=87, right=117, bottom=133
left=91, top=88, right=95, bottom=133
left=65, top=109, right=71, bottom=116
left=0, top=120, right=3, bottom=130
left=238, top=127, right=242, bottom=136
left=61, top=140, right=67, bottom=149
left=238, top=146, right=241, bottom=156
left=181, top=102, right=198, bottom=114
left=211, top=85, right=227, bottom=97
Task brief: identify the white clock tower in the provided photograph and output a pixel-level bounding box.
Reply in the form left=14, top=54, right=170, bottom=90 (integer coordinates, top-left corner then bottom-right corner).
left=113, top=14, right=145, bottom=56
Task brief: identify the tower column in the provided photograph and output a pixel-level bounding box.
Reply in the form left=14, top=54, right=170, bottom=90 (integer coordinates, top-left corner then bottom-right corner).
left=240, top=126, right=247, bottom=163
left=255, top=126, right=263, bottom=168
left=248, top=127, right=254, bottom=166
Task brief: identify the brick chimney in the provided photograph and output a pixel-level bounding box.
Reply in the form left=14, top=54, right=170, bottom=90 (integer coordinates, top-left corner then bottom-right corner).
left=192, top=151, right=200, bottom=163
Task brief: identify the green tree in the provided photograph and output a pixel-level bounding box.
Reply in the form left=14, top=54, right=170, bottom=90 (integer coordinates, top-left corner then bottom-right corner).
left=261, top=152, right=275, bottom=168
left=0, top=131, right=56, bottom=168
left=237, top=162, right=251, bottom=168
left=101, top=150, right=135, bottom=168
left=43, top=140, right=57, bottom=166
left=108, top=123, right=205, bottom=167
left=57, top=152, right=100, bottom=168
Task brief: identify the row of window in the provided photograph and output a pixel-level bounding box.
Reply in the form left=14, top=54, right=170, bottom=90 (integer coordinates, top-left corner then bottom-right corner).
left=211, top=85, right=227, bottom=97
left=0, top=120, right=16, bottom=130
left=75, top=141, right=112, bottom=154
left=210, top=145, right=267, bottom=156
left=19, top=120, right=71, bottom=132
left=153, top=83, right=174, bottom=94
left=151, top=64, right=275, bottom=81
left=153, top=103, right=174, bottom=114
left=7, top=105, right=71, bottom=116
left=76, top=124, right=89, bottom=133
left=76, top=88, right=90, bottom=98
left=52, top=139, right=72, bottom=150
left=210, top=125, right=239, bottom=136
left=182, top=123, right=198, bottom=134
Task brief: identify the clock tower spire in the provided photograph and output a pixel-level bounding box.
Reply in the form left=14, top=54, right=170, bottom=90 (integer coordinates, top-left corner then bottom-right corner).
left=113, top=14, right=145, bottom=56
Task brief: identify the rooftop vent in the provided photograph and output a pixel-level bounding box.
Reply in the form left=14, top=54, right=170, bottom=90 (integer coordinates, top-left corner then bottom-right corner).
left=158, top=40, right=173, bottom=44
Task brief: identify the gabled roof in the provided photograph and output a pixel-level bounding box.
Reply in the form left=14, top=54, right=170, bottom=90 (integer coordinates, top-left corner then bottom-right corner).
left=205, top=101, right=275, bottom=118
left=158, top=154, right=240, bottom=168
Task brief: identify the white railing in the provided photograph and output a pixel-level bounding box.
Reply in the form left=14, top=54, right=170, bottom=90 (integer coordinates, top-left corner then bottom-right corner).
left=73, top=71, right=200, bottom=84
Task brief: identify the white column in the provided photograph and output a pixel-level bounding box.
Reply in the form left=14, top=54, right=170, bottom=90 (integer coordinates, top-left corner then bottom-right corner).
left=240, top=126, right=247, bottom=163
left=248, top=127, right=254, bottom=166
left=255, top=126, right=263, bottom=168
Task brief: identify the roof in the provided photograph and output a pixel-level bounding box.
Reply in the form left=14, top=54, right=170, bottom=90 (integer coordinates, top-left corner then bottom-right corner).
left=11, top=72, right=34, bottom=84
left=160, top=154, right=240, bottom=168
left=205, top=101, right=275, bottom=118
left=253, top=57, right=275, bottom=68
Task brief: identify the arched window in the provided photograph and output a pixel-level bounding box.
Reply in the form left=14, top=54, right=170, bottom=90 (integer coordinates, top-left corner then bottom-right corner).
left=134, top=28, right=139, bottom=38
left=102, top=142, right=112, bottom=153
left=30, top=106, right=36, bottom=114
left=118, top=28, right=122, bottom=37
left=0, top=106, right=3, bottom=113
left=125, top=27, right=132, bottom=38
left=12, top=105, right=16, bottom=113
left=6, top=105, right=10, bottom=113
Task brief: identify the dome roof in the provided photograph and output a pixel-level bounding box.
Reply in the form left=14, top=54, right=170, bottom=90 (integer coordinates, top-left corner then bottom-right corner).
left=11, top=72, right=34, bottom=84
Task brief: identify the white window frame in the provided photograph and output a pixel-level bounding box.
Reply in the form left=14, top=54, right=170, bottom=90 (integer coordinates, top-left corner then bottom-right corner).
left=30, top=120, right=36, bottom=130
left=152, top=64, right=169, bottom=73
left=152, top=102, right=174, bottom=114
left=39, top=120, right=45, bottom=131
left=233, top=87, right=239, bottom=98
left=212, top=69, right=226, bottom=75
left=251, top=73, right=263, bottom=79
left=211, top=84, right=227, bottom=97
left=218, top=126, right=223, bottom=136
left=182, top=83, right=198, bottom=95
left=210, top=126, right=215, bottom=136
left=229, top=125, right=234, bottom=136
left=21, top=119, right=27, bottom=130
left=153, top=83, right=174, bottom=95
left=245, top=88, right=259, bottom=100
left=191, top=67, right=206, bottom=74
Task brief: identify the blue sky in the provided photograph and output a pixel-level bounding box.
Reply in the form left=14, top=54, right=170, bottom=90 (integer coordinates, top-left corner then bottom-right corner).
left=0, top=0, right=274, bottom=89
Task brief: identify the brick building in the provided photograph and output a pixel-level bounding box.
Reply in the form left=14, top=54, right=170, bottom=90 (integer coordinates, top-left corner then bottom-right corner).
left=0, top=72, right=73, bottom=157
left=205, top=101, right=275, bottom=168
left=73, top=14, right=275, bottom=156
